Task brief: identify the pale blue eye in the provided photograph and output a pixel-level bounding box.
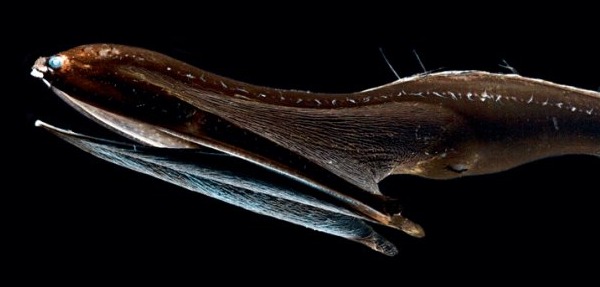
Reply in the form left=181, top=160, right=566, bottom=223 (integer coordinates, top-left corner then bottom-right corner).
left=48, top=56, right=63, bottom=69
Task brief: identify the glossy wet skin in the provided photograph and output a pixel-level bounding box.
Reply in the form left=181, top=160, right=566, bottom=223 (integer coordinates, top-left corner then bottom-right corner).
left=30, top=44, right=600, bottom=253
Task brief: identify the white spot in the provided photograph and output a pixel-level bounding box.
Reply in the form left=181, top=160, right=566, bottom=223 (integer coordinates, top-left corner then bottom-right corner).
left=233, top=94, right=250, bottom=100
left=362, top=97, right=371, bottom=102
left=200, top=74, right=206, bottom=82
left=556, top=103, right=563, bottom=108
left=433, top=92, right=444, bottom=98
left=30, top=69, right=44, bottom=78
left=586, top=109, right=594, bottom=115
left=467, top=93, right=474, bottom=101
left=449, top=92, right=457, bottom=100
left=258, top=93, right=267, bottom=98
left=552, top=117, right=559, bottom=131
left=220, top=81, right=228, bottom=88
left=482, top=90, right=490, bottom=99
left=186, top=73, right=195, bottom=79
left=280, top=96, right=285, bottom=101
left=167, top=67, right=172, bottom=71
left=570, top=107, right=577, bottom=112
left=331, top=99, right=337, bottom=105
left=542, top=99, right=549, bottom=106
left=495, top=95, right=502, bottom=102
left=347, top=98, right=356, bottom=104
left=527, top=95, right=534, bottom=104
left=314, top=99, right=322, bottom=106
left=296, top=99, right=303, bottom=104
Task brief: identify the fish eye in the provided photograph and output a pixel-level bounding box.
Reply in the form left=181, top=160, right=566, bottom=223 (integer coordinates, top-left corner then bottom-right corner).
left=47, top=56, right=64, bottom=69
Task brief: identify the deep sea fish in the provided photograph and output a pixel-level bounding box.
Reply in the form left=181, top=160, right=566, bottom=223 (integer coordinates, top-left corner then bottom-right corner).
left=31, top=44, right=600, bottom=255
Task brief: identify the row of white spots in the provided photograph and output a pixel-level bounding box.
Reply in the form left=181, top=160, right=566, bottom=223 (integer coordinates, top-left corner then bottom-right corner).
left=399, top=89, right=597, bottom=117
left=164, top=66, right=202, bottom=83
left=248, top=88, right=392, bottom=107
left=277, top=95, right=372, bottom=106
left=120, top=53, right=145, bottom=62
left=243, top=86, right=597, bottom=116
left=515, top=94, right=595, bottom=116
left=255, top=88, right=492, bottom=107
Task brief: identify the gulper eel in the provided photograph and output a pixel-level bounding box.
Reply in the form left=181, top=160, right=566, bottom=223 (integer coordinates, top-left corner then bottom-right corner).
left=30, top=44, right=600, bottom=255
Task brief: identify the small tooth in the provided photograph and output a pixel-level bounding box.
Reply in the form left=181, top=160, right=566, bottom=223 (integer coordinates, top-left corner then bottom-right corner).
left=30, top=69, right=44, bottom=78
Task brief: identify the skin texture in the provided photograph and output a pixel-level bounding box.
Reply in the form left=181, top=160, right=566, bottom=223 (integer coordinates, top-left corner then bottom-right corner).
left=31, top=44, right=600, bottom=255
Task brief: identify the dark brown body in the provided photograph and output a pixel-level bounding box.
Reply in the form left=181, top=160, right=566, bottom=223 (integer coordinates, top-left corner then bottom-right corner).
left=31, top=44, right=600, bottom=253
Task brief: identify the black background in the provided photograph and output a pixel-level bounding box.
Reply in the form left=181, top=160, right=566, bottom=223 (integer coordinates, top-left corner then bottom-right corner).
left=10, top=8, right=599, bottom=284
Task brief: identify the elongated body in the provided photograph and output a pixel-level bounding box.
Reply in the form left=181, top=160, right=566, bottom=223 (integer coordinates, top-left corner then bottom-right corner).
left=31, top=44, right=600, bottom=255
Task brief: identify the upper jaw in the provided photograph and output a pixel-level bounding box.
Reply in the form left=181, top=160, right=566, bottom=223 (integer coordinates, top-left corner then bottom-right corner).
left=30, top=57, right=48, bottom=78
left=31, top=57, right=52, bottom=88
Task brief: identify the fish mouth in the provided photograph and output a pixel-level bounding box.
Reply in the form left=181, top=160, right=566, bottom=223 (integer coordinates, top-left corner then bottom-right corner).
left=30, top=57, right=51, bottom=87
left=30, top=59, right=201, bottom=149
left=29, top=59, right=426, bottom=238
left=48, top=86, right=200, bottom=148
